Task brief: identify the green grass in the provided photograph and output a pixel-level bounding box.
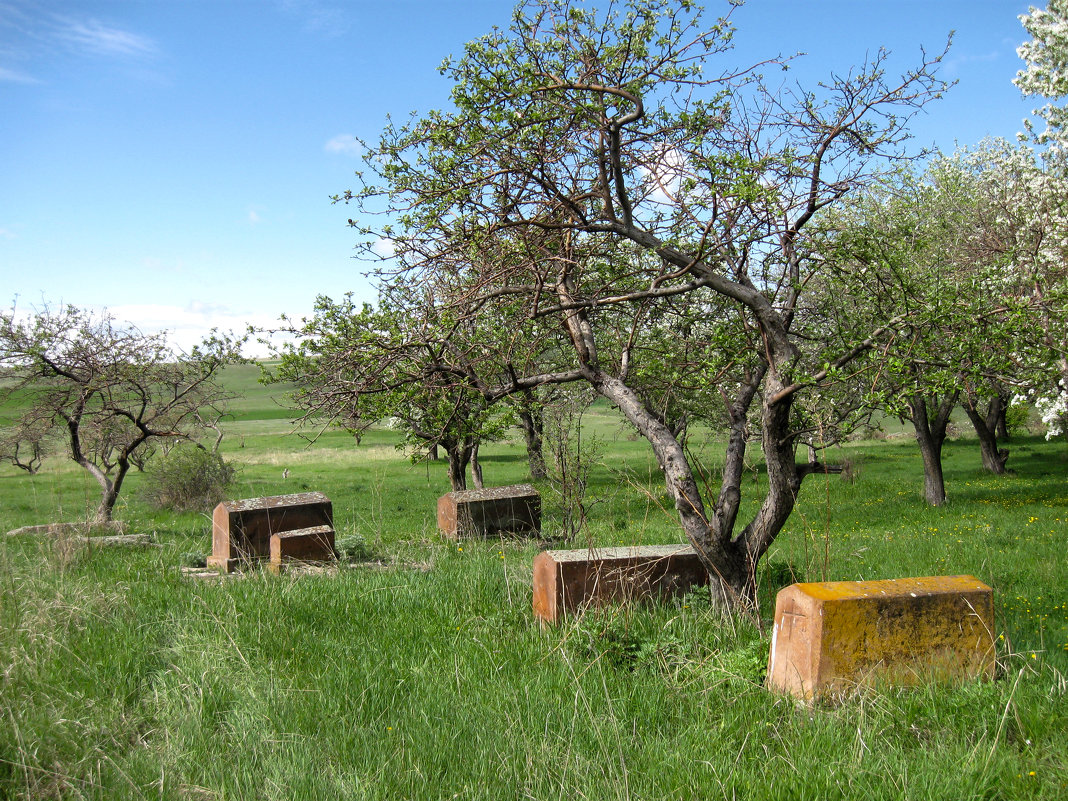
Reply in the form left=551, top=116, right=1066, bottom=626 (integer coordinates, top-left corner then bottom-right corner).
left=1, top=376, right=1067, bottom=799
left=220, top=361, right=298, bottom=422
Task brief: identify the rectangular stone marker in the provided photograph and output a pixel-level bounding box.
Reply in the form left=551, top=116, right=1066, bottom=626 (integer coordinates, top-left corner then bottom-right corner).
left=533, top=544, right=709, bottom=623
left=268, top=525, right=336, bottom=574
left=767, top=575, right=996, bottom=700
left=208, top=492, right=333, bottom=572
left=437, top=484, right=540, bottom=539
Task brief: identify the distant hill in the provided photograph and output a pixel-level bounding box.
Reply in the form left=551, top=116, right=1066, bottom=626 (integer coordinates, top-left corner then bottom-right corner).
left=219, top=362, right=297, bottom=423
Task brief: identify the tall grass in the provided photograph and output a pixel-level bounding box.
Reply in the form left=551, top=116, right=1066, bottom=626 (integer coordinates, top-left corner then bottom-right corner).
left=1, top=373, right=1066, bottom=799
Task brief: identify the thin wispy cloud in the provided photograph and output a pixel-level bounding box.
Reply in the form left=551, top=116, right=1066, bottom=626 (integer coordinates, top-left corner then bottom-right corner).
left=324, top=134, right=362, bottom=156
left=943, top=49, right=1006, bottom=78
left=0, top=2, right=159, bottom=84
left=248, top=210, right=262, bottom=225
left=278, top=0, right=349, bottom=38
left=53, top=16, right=157, bottom=59
left=0, top=65, right=39, bottom=84
left=0, top=0, right=36, bottom=35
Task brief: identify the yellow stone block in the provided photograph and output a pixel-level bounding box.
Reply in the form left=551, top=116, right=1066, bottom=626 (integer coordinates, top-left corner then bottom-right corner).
left=767, top=575, right=995, bottom=700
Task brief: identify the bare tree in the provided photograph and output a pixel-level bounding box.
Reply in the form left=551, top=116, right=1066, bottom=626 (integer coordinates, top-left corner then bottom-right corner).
left=0, top=304, right=240, bottom=523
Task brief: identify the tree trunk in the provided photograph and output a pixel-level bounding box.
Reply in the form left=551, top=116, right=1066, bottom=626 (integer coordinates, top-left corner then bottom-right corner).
left=963, top=394, right=1009, bottom=474
left=519, top=393, right=551, bottom=480
left=907, top=394, right=956, bottom=506
left=995, top=404, right=1009, bottom=441
left=80, top=462, right=122, bottom=524
left=585, top=368, right=751, bottom=610
left=731, top=378, right=804, bottom=606
left=469, top=442, right=484, bottom=489
left=95, top=488, right=117, bottom=523
left=69, top=420, right=123, bottom=523
left=710, top=369, right=765, bottom=556
left=95, top=458, right=132, bottom=523
left=516, top=394, right=546, bottom=479
left=444, top=443, right=469, bottom=491
left=553, top=284, right=800, bottom=613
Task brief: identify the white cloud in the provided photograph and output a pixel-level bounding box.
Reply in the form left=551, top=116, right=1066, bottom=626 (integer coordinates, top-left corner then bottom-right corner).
left=248, top=209, right=261, bottom=225
left=0, top=225, right=18, bottom=239
left=324, top=134, right=362, bottom=156
left=106, top=302, right=282, bottom=359
left=53, top=16, right=157, bottom=59
left=639, top=147, right=688, bottom=206
left=370, top=237, right=395, bottom=258
left=4, top=297, right=287, bottom=359
left=0, top=3, right=159, bottom=88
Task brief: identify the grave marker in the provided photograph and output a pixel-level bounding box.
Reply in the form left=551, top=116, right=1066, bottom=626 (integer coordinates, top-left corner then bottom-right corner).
left=208, top=492, right=334, bottom=572
left=437, top=484, right=541, bottom=539
left=268, top=525, right=337, bottom=574
left=533, top=544, right=709, bottom=622
left=767, top=575, right=996, bottom=700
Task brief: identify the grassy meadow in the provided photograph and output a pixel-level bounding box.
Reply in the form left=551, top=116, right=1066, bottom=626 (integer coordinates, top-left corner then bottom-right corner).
left=1, top=364, right=1066, bottom=800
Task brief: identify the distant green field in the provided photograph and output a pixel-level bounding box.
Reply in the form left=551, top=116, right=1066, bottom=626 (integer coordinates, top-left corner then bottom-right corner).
left=1, top=362, right=1066, bottom=799
left=216, top=361, right=296, bottom=422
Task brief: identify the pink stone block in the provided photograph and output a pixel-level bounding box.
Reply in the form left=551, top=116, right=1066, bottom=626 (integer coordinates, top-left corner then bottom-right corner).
left=268, top=525, right=336, bottom=573
left=208, top=492, right=332, bottom=572
left=533, top=545, right=709, bottom=623
left=437, top=484, right=540, bottom=539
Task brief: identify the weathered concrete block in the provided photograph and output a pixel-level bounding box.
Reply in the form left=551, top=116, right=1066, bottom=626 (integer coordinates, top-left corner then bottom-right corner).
left=268, top=525, right=336, bottom=573
left=208, top=492, right=333, bottom=572
left=767, top=575, right=996, bottom=700
left=437, top=484, right=540, bottom=539
left=533, top=544, right=709, bottom=623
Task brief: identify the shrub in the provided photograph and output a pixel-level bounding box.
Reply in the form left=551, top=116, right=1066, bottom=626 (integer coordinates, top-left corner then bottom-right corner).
left=141, top=444, right=236, bottom=512
left=179, top=551, right=207, bottom=569
left=1004, top=401, right=1031, bottom=437
left=335, top=533, right=374, bottom=562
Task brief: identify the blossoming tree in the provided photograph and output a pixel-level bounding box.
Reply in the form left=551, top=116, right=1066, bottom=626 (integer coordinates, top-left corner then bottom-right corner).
left=1014, top=2, right=1068, bottom=440
left=1016, top=0, right=1068, bottom=150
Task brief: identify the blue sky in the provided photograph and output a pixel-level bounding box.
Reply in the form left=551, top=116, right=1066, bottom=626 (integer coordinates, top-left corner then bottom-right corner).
left=0, top=1, right=1041, bottom=354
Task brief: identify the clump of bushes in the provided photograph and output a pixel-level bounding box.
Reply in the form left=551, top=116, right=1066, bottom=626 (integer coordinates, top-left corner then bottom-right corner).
left=179, top=551, right=207, bottom=569
left=335, top=532, right=374, bottom=562
left=141, top=443, right=236, bottom=512
left=1004, top=401, right=1031, bottom=437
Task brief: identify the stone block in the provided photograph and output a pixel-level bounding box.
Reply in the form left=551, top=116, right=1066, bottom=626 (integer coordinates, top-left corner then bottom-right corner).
left=208, top=492, right=333, bottom=572
left=268, top=525, right=336, bottom=573
left=533, top=544, right=709, bottom=623
left=767, top=575, right=996, bottom=700
left=437, top=484, right=540, bottom=539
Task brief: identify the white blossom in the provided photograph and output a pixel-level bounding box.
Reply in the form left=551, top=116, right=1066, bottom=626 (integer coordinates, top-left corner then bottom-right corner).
left=1034, top=381, right=1068, bottom=440
left=1015, top=0, right=1068, bottom=150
